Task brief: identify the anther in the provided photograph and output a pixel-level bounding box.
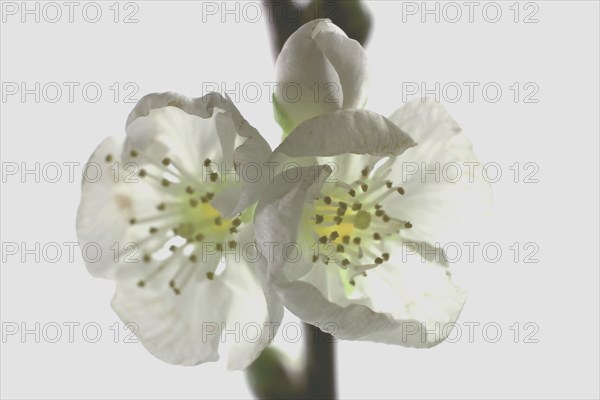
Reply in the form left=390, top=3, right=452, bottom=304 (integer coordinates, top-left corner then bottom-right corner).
left=186, top=186, right=194, bottom=194
left=323, top=196, right=332, bottom=205
left=315, top=215, right=324, bottom=224
left=319, top=236, right=328, bottom=244
left=105, top=154, right=113, bottom=162
left=129, top=218, right=136, bottom=225
left=228, top=240, right=237, bottom=249
left=361, top=167, right=369, bottom=177
left=348, top=189, right=356, bottom=197
left=130, top=150, right=138, bottom=157
left=386, top=181, right=393, bottom=189
left=353, top=237, right=361, bottom=245
left=232, top=218, right=242, bottom=227
left=342, top=235, right=351, bottom=244
left=138, top=169, right=147, bottom=177
left=397, top=187, right=405, bottom=195
left=206, top=272, right=215, bottom=280
left=312, top=255, right=319, bottom=263
left=361, top=183, right=369, bottom=192
left=161, top=178, right=171, bottom=187
left=149, top=227, right=158, bottom=234
left=143, top=254, right=151, bottom=263
left=214, top=217, right=222, bottom=226
left=190, top=254, right=197, bottom=262
left=352, top=202, right=362, bottom=211
left=375, top=257, right=383, bottom=264
left=162, top=158, right=171, bottom=166
left=336, top=244, right=345, bottom=253
left=382, top=253, right=390, bottom=261
left=169, top=245, right=177, bottom=252
left=195, top=233, right=204, bottom=241
left=373, top=233, right=381, bottom=240
left=204, top=158, right=212, bottom=167
left=382, top=215, right=391, bottom=223
left=137, top=280, right=145, bottom=287
left=405, top=221, right=413, bottom=229
left=157, top=203, right=166, bottom=211
left=189, top=198, right=198, bottom=207
left=341, top=259, right=350, bottom=267
left=209, top=172, right=219, bottom=182
left=338, top=201, right=348, bottom=210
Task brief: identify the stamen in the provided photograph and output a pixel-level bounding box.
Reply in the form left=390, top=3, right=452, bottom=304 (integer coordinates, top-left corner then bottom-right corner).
left=128, top=211, right=178, bottom=225
left=335, top=182, right=354, bottom=191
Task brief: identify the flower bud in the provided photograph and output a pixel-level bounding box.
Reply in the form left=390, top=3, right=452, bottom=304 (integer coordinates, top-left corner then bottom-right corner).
left=274, top=19, right=369, bottom=135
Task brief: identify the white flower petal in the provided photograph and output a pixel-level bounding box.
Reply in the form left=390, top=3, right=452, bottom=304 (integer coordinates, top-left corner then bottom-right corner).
left=352, top=243, right=466, bottom=346
left=311, top=20, right=369, bottom=110
left=386, top=98, right=492, bottom=243
left=274, top=109, right=415, bottom=159
left=76, top=137, right=166, bottom=279
left=218, top=223, right=284, bottom=370
left=125, top=92, right=271, bottom=217
left=111, top=254, right=228, bottom=366
left=221, top=255, right=283, bottom=370
left=254, top=165, right=332, bottom=285
left=274, top=19, right=368, bottom=132
left=108, top=223, right=282, bottom=368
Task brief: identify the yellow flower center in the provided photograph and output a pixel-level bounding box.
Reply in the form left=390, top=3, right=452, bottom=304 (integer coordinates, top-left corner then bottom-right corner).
left=107, top=150, right=246, bottom=295
left=300, top=163, right=412, bottom=291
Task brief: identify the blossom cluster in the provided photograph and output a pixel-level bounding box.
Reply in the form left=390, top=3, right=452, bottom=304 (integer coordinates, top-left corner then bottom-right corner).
left=76, top=19, right=490, bottom=368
